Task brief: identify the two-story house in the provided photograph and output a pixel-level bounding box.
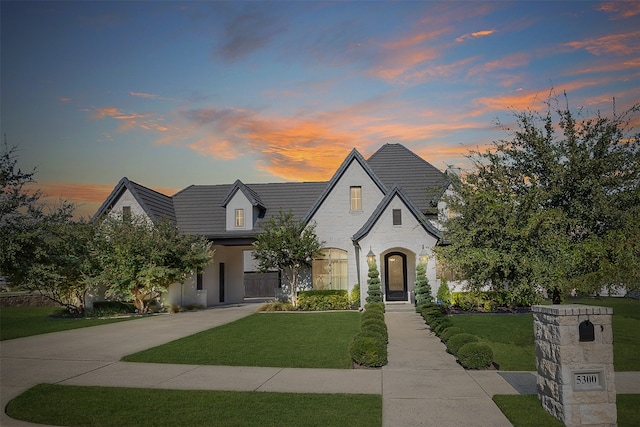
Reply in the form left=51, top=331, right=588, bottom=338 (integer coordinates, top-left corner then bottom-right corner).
left=93, top=143, right=450, bottom=308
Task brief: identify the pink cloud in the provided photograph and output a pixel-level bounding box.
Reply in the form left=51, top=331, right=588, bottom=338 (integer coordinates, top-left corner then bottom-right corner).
left=597, top=1, right=640, bottom=19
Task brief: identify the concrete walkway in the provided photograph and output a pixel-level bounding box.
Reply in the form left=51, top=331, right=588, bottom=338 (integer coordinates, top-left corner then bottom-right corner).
left=2, top=302, right=639, bottom=426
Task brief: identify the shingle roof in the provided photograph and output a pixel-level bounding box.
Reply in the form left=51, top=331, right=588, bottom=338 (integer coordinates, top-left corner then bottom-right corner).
left=95, top=144, right=448, bottom=242
left=367, top=143, right=449, bottom=214
left=92, top=177, right=175, bottom=222
left=173, top=181, right=327, bottom=240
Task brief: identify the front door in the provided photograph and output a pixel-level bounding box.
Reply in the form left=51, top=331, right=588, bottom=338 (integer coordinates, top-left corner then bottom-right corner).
left=385, top=252, right=407, bottom=301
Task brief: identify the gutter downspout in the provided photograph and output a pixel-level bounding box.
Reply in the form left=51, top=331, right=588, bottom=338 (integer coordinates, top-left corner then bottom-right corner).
left=354, top=242, right=361, bottom=289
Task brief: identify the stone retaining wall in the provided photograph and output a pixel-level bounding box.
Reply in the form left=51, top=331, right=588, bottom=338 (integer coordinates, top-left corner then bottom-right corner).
left=0, top=294, right=57, bottom=307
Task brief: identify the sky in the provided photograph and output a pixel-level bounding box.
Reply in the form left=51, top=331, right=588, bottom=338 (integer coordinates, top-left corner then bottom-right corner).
left=1, top=1, right=639, bottom=219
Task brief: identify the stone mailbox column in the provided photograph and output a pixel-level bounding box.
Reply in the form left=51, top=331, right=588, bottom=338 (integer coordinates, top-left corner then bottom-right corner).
left=532, top=305, right=616, bottom=427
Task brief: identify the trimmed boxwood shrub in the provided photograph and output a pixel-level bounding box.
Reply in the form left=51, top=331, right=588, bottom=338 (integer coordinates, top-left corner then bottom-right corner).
left=350, top=335, right=387, bottom=367
left=297, top=290, right=350, bottom=311
left=361, top=319, right=388, bottom=342
left=446, top=333, right=478, bottom=356
left=457, top=342, right=494, bottom=369
left=91, top=301, right=135, bottom=315
left=439, top=326, right=464, bottom=343
left=364, top=302, right=385, bottom=312
left=432, top=318, right=453, bottom=335
left=361, top=310, right=385, bottom=323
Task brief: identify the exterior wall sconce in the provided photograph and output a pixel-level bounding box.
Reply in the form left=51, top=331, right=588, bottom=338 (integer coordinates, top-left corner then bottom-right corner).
left=419, top=244, right=429, bottom=265
left=366, top=247, right=376, bottom=265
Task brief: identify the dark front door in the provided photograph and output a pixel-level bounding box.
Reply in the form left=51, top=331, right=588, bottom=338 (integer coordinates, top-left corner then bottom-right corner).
left=385, top=252, right=407, bottom=301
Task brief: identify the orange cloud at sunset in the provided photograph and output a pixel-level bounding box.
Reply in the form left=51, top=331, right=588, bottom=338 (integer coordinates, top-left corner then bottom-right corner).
left=564, top=30, right=640, bottom=56
left=597, top=1, right=640, bottom=19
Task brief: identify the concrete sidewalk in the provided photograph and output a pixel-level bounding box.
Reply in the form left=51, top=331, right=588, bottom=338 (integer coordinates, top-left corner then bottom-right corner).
left=2, top=302, right=639, bottom=426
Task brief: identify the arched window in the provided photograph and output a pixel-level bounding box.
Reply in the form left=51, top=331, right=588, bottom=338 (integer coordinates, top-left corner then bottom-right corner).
left=312, top=248, right=348, bottom=290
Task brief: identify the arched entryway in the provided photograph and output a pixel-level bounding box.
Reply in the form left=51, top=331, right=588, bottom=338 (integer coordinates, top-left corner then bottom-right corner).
left=384, top=252, right=407, bottom=301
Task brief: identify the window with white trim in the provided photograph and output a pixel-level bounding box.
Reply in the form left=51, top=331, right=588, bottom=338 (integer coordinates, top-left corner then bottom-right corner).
left=350, top=186, right=362, bottom=211
left=312, top=248, right=348, bottom=290
left=235, top=209, right=244, bottom=227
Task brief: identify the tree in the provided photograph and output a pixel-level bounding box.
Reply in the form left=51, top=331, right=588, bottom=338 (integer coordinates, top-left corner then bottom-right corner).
left=414, top=262, right=432, bottom=307
left=436, top=96, right=640, bottom=299
left=94, top=215, right=214, bottom=313
left=1, top=139, right=92, bottom=313
left=252, top=210, right=323, bottom=306
left=365, top=261, right=383, bottom=304
left=436, top=278, right=451, bottom=306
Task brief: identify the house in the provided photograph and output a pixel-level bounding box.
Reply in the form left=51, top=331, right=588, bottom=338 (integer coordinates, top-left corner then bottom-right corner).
left=93, top=143, right=451, bottom=308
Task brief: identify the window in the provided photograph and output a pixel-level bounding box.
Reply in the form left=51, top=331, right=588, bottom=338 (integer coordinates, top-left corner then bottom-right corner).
left=393, top=209, right=402, bottom=225
left=122, top=206, right=131, bottom=222
left=350, top=186, right=362, bottom=211
left=235, top=209, right=244, bottom=227
left=196, top=271, right=203, bottom=290
left=312, top=248, right=348, bottom=290
left=436, top=261, right=458, bottom=281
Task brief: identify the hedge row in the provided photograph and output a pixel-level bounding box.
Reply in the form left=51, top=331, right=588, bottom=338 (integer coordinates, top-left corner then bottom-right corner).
left=349, top=302, right=388, bottom=367
left=297, top=290, right=350, bottom=311
left=418, top=303, right=494, bottom=370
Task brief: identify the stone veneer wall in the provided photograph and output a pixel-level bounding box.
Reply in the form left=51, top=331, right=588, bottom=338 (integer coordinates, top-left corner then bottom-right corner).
left=532, top=305, right=617, bottom=427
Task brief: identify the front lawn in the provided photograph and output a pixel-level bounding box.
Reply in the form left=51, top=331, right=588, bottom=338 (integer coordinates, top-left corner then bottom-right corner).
left=494, top=394, right=640, bottom=427
left=123, top=312, right=361, bottom=369
left=449, top=297, right=640, bottom=371
left=0, top=306, right=137, bottom=341
left=6, top=383, right=381, bottom=427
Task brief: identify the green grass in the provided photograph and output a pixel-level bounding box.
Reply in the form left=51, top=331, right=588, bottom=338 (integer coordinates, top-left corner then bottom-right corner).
left=494, top=394, right=640, bottom=427
left=449, top=314, right=536, bottom=370
left=124, top=312, right=361, bottom=368
left=571, top=297, right=640, bottom=371
left=0, top=306, right=136, bottom=341
left=449, top=297, right=640, bottom=371
left=493, top=395, right=563, bottom=427
left=6, top=383, right=381, bottom=427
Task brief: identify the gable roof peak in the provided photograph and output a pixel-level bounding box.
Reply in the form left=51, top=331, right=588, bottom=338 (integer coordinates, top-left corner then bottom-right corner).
left=303, top=147, right=387, bottom=223
left=221, top=179, right=266, bottom=209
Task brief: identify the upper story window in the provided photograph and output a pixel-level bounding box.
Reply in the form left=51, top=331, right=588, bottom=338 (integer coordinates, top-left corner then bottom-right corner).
left=122, top=206, right=131, bottom=222
left=393, top=209, right=402, bottom=225
left=235, top=209, right=245, bottom=227
left=350, top=186, right=362, bottom=211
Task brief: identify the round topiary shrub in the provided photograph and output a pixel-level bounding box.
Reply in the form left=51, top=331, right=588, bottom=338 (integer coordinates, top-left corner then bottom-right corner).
left=439, top=326, right=464, bottom=343
left=446, top=333, right=478, bottom=356
left=350, top=335, right=387, bottom=367
left=457, top=342, right=494, bottom=369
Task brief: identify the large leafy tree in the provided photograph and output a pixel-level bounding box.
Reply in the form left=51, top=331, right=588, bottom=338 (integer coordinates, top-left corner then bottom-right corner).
left=1, top=139, right=93, bottom=313
left=94, top=215, right=214, bottom=313
left=437, top=98, right=639, bottom=300
left=252, top=210, right=323, bottom=306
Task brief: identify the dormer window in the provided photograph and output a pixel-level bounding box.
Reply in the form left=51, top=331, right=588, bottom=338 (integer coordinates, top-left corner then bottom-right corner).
left=350, top=186, right=362, bottom=211
left=235, top=209, right=245, bottom=227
